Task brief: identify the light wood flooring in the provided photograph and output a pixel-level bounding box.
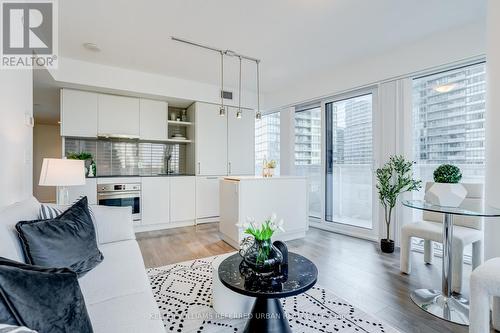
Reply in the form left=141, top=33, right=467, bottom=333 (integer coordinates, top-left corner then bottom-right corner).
left=137, top=223, right=485, bottom=333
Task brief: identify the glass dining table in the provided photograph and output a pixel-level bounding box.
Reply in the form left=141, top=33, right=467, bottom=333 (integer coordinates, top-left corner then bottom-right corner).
left=402, top=200, right=500, bottom=326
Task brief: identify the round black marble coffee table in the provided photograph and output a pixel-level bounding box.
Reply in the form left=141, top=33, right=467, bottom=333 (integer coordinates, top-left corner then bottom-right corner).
left=218, top=252, right=318, bottom=333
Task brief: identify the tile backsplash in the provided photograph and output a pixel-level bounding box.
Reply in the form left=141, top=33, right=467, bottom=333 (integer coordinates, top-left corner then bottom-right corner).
left=65, top=138, right=185, bottom=176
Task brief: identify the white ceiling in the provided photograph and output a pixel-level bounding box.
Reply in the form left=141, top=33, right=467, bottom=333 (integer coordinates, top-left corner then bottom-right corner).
left=59, top=0, right=486, bottom=94
left=35, top=0, right=486, bottom=124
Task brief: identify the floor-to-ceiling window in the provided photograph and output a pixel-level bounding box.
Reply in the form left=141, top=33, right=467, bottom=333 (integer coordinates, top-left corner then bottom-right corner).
left=255, top=112, right=280, bottom=176
left=411, top=62, right=486, bottom=257
left=294, top=106, right=322, bottom=218
left=325, top=94, right=374, bottom=229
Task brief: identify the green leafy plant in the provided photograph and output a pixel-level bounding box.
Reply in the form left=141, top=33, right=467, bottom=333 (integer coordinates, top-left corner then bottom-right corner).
left=239, top=214, right=284, bottom=241
left=433, top=164, right=462, bottom=183
left=376, top=155, right=422, bottom=241
left=66, top=152, right=93, bottom=160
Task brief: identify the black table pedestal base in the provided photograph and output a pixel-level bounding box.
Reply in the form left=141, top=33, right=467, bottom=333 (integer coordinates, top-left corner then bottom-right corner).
left=243, top=298, right=291, bottom=333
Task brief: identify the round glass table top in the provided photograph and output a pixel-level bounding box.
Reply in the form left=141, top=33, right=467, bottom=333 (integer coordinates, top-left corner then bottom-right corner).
left=402, top=200, right=500, bottom=217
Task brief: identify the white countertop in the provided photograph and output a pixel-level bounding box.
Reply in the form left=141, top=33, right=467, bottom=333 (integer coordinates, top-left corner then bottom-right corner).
left=223, top=175, right=307, bottom=181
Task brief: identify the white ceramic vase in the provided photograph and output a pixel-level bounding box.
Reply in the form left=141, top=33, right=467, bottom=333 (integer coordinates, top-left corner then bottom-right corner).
left=424, top=183, right=467, bottom=207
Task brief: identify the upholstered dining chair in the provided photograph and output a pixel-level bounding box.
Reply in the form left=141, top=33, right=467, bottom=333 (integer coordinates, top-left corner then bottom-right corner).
left=470, top=258, right=500, bottom=333
left=400, top=182, right=484, bottom=294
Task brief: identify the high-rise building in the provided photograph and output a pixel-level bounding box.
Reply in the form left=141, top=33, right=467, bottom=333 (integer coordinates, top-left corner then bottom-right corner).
left=413, top=63, right=486, bottom=166
left=294, top=108, right=321, bottom=165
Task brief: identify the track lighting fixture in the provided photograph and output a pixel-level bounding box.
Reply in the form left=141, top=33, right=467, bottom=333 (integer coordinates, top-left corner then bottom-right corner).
left=219, top=51, right=226, bottom=116
left=255, top=60, right=262, bottom=120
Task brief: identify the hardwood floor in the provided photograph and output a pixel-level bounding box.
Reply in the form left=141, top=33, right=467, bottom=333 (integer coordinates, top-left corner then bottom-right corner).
left=137, top=223, right=479, bottom=333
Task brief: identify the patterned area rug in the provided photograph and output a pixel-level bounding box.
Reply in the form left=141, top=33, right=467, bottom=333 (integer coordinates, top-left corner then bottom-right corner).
left=147, top=255, right=399, bottom=333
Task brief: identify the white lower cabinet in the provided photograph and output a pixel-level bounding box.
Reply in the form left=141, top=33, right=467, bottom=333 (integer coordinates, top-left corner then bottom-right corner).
left=170, top=177, right=195, bottom=222
left=67, top=178, right=97, bottom=205
left=141, top=177, right=170, bottom=225
left=196, top=176, right=221, bottom=219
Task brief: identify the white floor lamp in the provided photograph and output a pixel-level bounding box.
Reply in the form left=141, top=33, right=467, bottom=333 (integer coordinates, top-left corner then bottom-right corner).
left=39, top=158, right=86, bottom=205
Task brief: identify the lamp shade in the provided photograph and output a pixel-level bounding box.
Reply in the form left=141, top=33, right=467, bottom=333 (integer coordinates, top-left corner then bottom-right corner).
left=39, top=158, right=86, bottom=186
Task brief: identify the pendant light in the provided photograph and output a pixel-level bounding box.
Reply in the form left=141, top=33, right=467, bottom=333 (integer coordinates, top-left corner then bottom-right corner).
left=219, top=51, right=226, bottom=116
left=236, top=56, right=242, bottom=119
left=255, top=60, right=262, bottom=120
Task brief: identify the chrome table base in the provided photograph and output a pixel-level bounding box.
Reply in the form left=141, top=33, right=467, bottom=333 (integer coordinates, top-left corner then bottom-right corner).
left=410, top=289, right=469, bottom=325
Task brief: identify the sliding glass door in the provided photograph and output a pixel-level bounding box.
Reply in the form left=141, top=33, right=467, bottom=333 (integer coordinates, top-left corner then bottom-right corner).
left=325, top=93, right=375, bottom=231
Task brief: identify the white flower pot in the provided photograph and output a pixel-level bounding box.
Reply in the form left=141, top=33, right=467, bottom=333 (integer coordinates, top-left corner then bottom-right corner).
left=424, top=183, right=467, bottom=207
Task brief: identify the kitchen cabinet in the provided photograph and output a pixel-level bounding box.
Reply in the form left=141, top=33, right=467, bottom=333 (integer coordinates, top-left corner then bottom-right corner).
left=194, top=103, right=228, bottom=175
left=141, top=177, right=170, bottom=225
left=66, top=178, right=97, bottom=205
left=227, top=107, right=255, bottom=175
left=140, top=99, right=168, bottom=141
left=98, top=94, right=140, bottom=137
left=170, top=177, right=195, bottom=222
left=60, top=89, right=98, bottom=138
left=196, top=176, right=221, bottom=219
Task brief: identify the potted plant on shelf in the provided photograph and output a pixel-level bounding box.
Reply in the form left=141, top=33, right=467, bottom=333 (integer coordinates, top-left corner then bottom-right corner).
left=424, top=164, right=466, bottom=207
left=376, top=155, right=422, bottom=253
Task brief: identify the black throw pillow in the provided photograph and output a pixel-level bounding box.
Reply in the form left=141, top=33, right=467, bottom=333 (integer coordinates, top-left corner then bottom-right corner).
left=16, top=196, right=103, bottom=277
left=0, top=257, right=93, bottom=333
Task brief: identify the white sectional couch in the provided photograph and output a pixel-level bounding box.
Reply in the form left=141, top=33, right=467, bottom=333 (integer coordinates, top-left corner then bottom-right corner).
left=0, top=197, right=164, bottom=333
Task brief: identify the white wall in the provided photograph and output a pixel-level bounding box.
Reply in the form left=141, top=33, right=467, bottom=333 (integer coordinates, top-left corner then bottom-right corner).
left=0, top=69, right=33, bottom=209
left=49, top=57, right=258, bottom=109
left=33, top=124, right=62, bottom=203
left=265, top=21, right=485, bottom=110
left=484, top=0, right=500, bottom=259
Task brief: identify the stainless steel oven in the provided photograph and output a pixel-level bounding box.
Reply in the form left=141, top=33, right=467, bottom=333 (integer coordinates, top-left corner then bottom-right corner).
left=97, top=183, right=141, bottom=221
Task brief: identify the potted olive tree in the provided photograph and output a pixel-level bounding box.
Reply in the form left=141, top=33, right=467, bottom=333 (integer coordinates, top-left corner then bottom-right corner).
left=376, top=155, right=422, bottom=253
left=424, top=164, right=466, bottom=207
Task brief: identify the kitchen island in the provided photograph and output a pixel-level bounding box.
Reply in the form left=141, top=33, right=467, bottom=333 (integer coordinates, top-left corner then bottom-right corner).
left=219, top=176, right=308, bottom=248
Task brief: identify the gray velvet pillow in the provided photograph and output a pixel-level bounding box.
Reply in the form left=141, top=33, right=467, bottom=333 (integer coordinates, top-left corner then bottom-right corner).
left=0, top=257, right=93, bottom=333
left=15, top=197, right=103, bottom=277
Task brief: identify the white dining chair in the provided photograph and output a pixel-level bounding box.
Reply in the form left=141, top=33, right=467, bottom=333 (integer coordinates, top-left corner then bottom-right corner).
left=400, top=182, right=484, bottom=293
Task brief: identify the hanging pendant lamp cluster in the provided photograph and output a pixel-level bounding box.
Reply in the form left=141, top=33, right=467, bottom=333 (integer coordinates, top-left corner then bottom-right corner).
left=171, top=36, right=262, bottom=120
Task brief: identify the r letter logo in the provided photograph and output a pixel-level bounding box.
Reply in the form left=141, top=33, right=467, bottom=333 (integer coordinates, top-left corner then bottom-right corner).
left=1, top=0, right=58, bottom=68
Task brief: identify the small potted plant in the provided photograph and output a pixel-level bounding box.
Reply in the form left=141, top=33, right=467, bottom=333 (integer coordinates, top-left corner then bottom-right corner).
left=262, top=159, right=277, bottom=177
left=424, top=164, right=467, bottom=207
left=67, top=152, right=94, bottom=177
left=237, top=214, right=284, bottom=273
left=376, top=155, right=422, bottom=253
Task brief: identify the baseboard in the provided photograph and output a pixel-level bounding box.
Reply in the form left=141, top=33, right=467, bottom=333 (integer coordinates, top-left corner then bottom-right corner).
left=196, top=217, right=220, bottom=224
left=134, top=220, right=195, bottom=233
left=310, top=221, right=379, bottom=242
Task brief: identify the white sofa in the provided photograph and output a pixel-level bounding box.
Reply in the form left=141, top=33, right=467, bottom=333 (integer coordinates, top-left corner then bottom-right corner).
left=0, top=197, right=165, bottom=333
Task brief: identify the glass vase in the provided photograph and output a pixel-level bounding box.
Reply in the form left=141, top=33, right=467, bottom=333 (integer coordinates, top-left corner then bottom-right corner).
left=240, top=238, right=283, bottom=274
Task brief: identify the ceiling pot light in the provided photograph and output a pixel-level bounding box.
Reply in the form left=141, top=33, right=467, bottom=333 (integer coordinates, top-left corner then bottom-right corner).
left=434, top=83, right=456, bottom=93
left=83, top=42, right=101, bottom=52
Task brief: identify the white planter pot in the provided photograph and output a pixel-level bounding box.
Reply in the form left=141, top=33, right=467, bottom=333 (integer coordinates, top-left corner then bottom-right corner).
left=424, top=183, right=467, bottom=207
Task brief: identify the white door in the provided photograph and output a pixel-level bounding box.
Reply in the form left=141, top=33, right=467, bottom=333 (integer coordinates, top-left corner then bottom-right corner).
left=98, top=94, right=140, bottom=137
left=227, top=107, right=255, bottom=175
left=195, top=176, right=220, bottom=219
left=170, top=177, right=195, bottom=222
left=140, top=99, right=168, bottom=141
left=61, top=89, right=98, bottom=138
left=141, top=177, right=170, bottom=225
left=195, top=103, right=228, bottom=175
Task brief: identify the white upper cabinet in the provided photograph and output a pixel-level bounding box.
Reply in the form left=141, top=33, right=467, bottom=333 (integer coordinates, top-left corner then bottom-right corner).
left=61, top=89, right=98, bottom=138
left=98, top=94, right=140, bottom=137
left=141, top=177, right=170, bottom=225
left=170, top=176, right=195, bottom=222
left=227, top=107, right=255, bottom=175
left=195, top=103, right=228, bottom=176
left=139, top=99, right=168, bottom=141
